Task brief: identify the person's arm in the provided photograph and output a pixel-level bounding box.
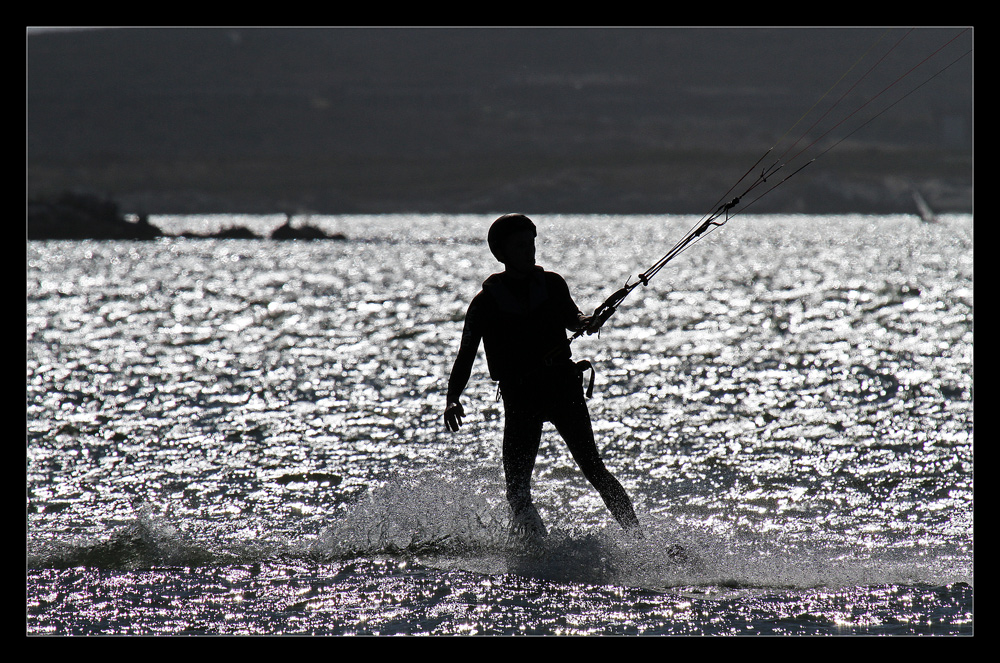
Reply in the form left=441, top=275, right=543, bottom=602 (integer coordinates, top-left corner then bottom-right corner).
left=444, top=297, right=483, bottom=432
left=551, top=273, right=602, bottom=335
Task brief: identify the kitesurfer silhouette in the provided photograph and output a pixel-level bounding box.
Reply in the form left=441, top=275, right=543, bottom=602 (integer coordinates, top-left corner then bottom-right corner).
left=444, top=214, right=641, bottom=540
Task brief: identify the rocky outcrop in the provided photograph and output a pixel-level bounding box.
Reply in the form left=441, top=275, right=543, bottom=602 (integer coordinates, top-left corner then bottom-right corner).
left=28, top=192, right=164, bottom=240
left=27, top=193, right=348, bottom=241
left=270, top=216, right=346, bottom=240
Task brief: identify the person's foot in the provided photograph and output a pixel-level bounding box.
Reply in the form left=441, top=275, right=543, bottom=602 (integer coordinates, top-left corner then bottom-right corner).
left=509, top=505, right=547, bottom=543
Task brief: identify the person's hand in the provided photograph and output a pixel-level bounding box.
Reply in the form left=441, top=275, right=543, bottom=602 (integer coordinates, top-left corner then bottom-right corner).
left=576, top=314, right=603, bottom=335
left=444, top=401, right=465, bottom=432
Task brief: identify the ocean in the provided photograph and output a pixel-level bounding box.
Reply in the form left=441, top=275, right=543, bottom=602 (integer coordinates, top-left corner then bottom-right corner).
left=26, top=213, right=973, bottom=635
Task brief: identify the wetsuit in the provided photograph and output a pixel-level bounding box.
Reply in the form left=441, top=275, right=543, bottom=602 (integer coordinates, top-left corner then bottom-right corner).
left=446, top=266, right=639, bottom=534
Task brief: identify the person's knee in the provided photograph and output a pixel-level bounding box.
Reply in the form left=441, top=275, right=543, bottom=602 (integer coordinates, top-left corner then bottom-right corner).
left=584, top=466, right=621, bottom=493
left=574, top=455, right=609, bottom=481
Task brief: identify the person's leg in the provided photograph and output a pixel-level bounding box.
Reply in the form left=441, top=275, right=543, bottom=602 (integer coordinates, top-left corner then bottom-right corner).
left=502, top=406, right=547, bottom=537
left=551, top=399, right=641, bottom=533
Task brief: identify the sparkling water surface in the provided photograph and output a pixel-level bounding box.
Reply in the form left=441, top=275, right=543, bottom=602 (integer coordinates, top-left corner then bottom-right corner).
left=26, top=214, right=973, bottom=635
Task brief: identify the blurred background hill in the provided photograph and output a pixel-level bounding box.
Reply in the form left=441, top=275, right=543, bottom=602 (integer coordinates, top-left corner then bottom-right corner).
left=27, top=27, right=972, bottom=216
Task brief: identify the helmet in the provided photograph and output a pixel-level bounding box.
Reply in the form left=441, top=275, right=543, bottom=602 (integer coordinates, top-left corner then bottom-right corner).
left=487, top=213, right=536, bottom=262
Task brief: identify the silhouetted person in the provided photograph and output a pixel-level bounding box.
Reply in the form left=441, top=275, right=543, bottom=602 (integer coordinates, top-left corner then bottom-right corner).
left=444, top=214, right=641, bottom=540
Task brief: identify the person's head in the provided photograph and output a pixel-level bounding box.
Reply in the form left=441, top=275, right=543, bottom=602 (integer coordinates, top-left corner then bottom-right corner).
left=488, top=214, right=536, bottom=266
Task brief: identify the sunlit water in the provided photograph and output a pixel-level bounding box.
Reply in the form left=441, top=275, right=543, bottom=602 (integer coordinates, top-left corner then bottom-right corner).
left=26, top=213, right=972, bottom=635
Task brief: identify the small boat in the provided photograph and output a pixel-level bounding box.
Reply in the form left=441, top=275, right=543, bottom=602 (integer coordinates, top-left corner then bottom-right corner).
left=911, top=187, right=938, bottom=224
